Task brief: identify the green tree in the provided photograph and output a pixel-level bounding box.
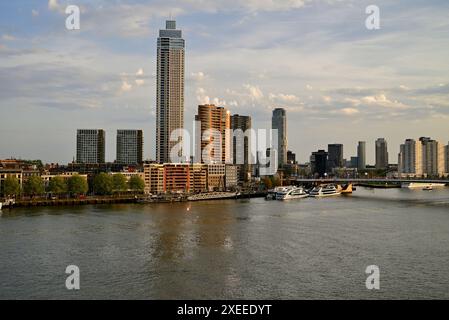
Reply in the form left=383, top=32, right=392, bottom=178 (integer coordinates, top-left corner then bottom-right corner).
left=128, top=175, right=145, bottom=194
left=67, top=175, right=88, bottom=196
left=93, top=173, right=113, bottom=196
left=2, top=176, right=21, bottom=197
left=112, top=174, right=127, bottom=195
left=48, top=176, right=68, bottom=196
left=263, top=177, right=273, bottom=190
left=24, top=175, right=45, bottom=197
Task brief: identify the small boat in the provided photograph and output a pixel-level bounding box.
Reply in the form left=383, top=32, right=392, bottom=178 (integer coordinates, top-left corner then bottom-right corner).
left=266, top=186, right=291, bottom=200
left=423, top=186, right=433, bottom=191
left=0, top=202, right=2, bottom=210
left=309, top=184, right=341, bottom=198
left=276, top=186, right=308, bottom=200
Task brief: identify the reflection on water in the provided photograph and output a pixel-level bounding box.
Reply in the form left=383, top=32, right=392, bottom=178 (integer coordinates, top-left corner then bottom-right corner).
left=1, top=187, right=449, bottom=299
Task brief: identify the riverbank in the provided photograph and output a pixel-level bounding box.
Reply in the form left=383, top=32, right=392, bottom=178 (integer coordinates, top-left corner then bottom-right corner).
left=356, top=183, right=401, bottom=189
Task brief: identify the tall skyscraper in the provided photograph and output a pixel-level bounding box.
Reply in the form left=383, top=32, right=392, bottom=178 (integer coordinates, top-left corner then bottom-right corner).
left=357, top=141, right=366, bottom=170
left=231, top=114, right=252, bottom=181
left=156, top=20, right=185, bottom=164
left=398, top=139, right=423, bottom=176
left=195, top=104, right=230, bottom=164
left=76, top=129, right=105, bottom=164
left=310, top=150, right=328, bottom=178
left=116, top=130, right=143, bottom=165
left=328, top=144, right=344, bottom=170
left=420, top=137, right=445, bottom=176
left=445, top=143, right=449, bottom=174
left=375, top=138, right=389, bottom=170
left=272, top=108, right=287, bottom=167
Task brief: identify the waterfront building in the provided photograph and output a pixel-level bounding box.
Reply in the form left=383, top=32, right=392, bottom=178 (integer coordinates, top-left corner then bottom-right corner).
left=195, top=104, right=231, bottom=164
left=143, top=163, right=164, bottom=194
left=225, top=165, right=239, bottom=189
left=419, top=137, right=445, bottom=177
left=230, top=114, right=253, bottom=181
left=156, top=20, right=185, bottom=164
left=446, top=144, right=449, bottom=175
left=328, top=144, right=344, bottom=171
left=398, top=139, right=423, bottom=177
left=207, top=164, right=226, bottom=191
left=272, top=108, right=288, bottom=167
left=0, top=168, right=23, bottom=195
left=357, top=141, right=366, bottom=170
left=116, top=130, right=143, bottom=165
left=76, top=129, right=106, bottom=164
left=375, top=138, right=389, bottom=170
left=41, top=172, right=88, bottom=188
left=189, top=164, right=208, bottom=193
left=310, top=150, right=328, bottom=178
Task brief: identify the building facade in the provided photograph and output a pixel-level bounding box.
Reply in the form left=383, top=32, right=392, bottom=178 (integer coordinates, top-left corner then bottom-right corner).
left=311, top=150, right=328, bottom=178
left=116, top=130, right=143, bottom=165
left=207, top=164, right=226, bottom=191
left=195, top=104, right=230, bottom=164
left=272, top=108, right=287, bottom=168
left=156, top=20, right=185, bottom=164
left=375, top=138, right=389, bottom=170
left=230, top=114, right=252, bottom=181
left=76, top=129, right=105, bottom=164
left=420, top=137, right=445, bottom=177
left=398, top=139, right=423, bottom=177
left=328, top=144, right=344, bottom=171
left=357, top=141, right=366, bottom=170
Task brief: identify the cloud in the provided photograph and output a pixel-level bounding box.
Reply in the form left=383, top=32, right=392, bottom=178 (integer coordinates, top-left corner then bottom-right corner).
left=244, top=84, right=264, bottom=100
left=136, top=68, right=144, bottom=76
left=269, top=93, right=300, bottom=103
left=48, top=0, right=61, bottom=11
left=135, top=79, right=145, bottom=86
left=339, top=108, right=359, bottom=116
left=361, top=94, right=409, bottom=109
left=190, top=71, right=206, bottom=81
left=32, top=9, right=39, bottom=17
left=120, top=80, right=132, bottom=92
left=2, top=34, right=16, bottom=41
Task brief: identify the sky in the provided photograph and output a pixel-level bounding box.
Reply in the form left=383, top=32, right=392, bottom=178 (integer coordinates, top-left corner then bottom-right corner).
left=0, top=0, right=448, bottom=164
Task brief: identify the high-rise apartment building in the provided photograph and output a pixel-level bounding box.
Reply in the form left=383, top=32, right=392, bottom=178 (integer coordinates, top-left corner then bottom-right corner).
left=420, top=137, right=445, bottom=176
left=446, top=143, right=449, bottom=174
left=310, top=150, right=328, bottom=178
left=76, top=129, right=105, bottom=164
left=116, top=130, right=143, bottom=165
left=328, top=144, right=344, bottom=170
left=230, top=114, right=252, bottom=181
left=357, top=141, right=366, bottom=170
left=195, top=104, right=230, bottom=164
left=272, top=108, right=287, bottom=167
left=375, top=138, right=389, bottom=170
left=156, top=20, right=185, bottom=164
left=398, top=139, right=423, bottom=177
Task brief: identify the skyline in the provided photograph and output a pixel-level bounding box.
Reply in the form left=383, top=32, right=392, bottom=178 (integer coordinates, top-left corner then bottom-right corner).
left=1, top=0, right=449, bottom=164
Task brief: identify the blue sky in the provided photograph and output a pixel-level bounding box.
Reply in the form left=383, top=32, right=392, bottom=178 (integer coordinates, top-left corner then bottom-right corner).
left=1, top=0, right=448, bottom=164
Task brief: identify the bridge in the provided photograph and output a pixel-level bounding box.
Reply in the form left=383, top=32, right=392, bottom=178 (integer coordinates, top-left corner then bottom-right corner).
left=294, top=178, right=449, bottom=185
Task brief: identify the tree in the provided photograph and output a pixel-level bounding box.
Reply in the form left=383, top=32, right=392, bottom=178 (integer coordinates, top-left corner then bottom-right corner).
left=2, top=176, right=21, bottom=197
left=24, top=175, right=45, bottom=198
left=67, top=174, right=88, bottom=197
left=263, top=177, right=273, bottom=190
left=93, top=173, right=113, bottom=196
left=48, top=176, right=68, bottom=196
left=112, top=174, right=127, bottom=195
left=128, top=175, right=145, bottom=194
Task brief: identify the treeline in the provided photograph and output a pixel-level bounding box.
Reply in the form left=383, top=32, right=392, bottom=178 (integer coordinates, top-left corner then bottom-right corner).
left=1, top=173, right=145, bottom=198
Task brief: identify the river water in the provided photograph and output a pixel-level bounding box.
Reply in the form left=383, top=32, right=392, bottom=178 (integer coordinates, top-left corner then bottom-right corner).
left=1, top=187, right=449, bottom=299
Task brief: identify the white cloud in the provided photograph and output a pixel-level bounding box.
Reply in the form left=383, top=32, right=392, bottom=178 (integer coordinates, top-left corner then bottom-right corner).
left=244, top=84, right=264, bottom=100
left=32, top=9, right=39, bottom=17
left=48, top=0, right=60, bottom=11
left=135, top=79, right=145, bottom=86
left=2, top=34, right=16, bottom=41
left=361, top=94, right=409, bottom=109
left=190, top=71, right=206, bottom=81
left=136, top=68, right=144, bottom=76
left=269, top=93, right=300, bottom=103
left=339, top=108, right=359, bottom=116
left=120, top=81, right=132, bottom=92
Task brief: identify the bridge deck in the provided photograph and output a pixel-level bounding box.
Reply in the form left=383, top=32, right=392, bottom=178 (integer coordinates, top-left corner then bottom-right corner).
left=294, top=178, right=449, bottom=184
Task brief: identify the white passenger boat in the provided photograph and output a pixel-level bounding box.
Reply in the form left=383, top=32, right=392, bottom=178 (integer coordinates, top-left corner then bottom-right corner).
left=401, top=182, right=446, bottom=189
left=309, top=185, right=341, bottom=198
left=266, top=186, right=291, bottom=200
left=276, top=186, right=308, bottom=200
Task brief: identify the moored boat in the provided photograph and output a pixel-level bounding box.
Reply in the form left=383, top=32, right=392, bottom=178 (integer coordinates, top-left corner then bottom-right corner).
left=276, top=186, right=308, bottom=200
left=309, top=184, right=341, bottom=198
left=402, top=182, right=446, bottom=189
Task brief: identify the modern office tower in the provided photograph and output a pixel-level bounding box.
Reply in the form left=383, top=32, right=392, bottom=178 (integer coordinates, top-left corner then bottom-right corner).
left=195, top=104, right=230, bottom=164
left=350, top=157, right=359, bottom=169
left=116, top=130, right=143, bottom=165
left=328, top=144, right=344, bottom=170
left=230, top=114, right=252, bottom=165
left=398, top=139, right=423, bottom=177
left=272, top=108, right=287, bottom=167
left=375, top=138, right=389, bottom=170
left=287, top=150, right=296, bottom=164
left=310, top=150, right=328, bottom=178
left=357, top=141, right=366, bottom=170
left=156, top=20, right=185, bottom=164
left=230, top=114, right=252, bottom=180
left=420, top=137, right=445, bottom=176
left=76, top=129, right=105, bottom=164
